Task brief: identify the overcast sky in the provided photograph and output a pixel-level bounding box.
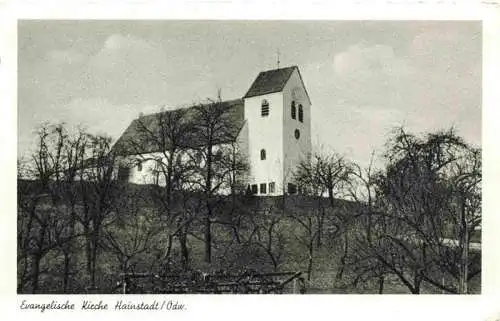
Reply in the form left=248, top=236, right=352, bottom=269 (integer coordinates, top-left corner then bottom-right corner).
left=18, top=20, right=481, bottom=166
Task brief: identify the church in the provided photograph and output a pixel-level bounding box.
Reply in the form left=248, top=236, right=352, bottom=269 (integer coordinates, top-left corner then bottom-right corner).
left=113, top=65, right=312, bottom=196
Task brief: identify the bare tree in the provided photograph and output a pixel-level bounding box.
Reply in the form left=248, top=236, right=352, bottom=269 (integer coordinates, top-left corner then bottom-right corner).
left=57, top=127, right=88, bottom=292
left=77, top=134, right=118, bottom=289
left=294, top=151, right=352, bottom=281
left=287, top=203, right=318, bottom=281
left=101, top=190, right=165, bottom=292
left=349, top=128, right=481, bottom=294
left=126, top=108, right=198, bottom=272
left=343, top=153, right=391, bottom=293
left=18, top=123, right=88, bottom=293
left=248, top=203, right=286, bottom=271
left=127, top=107, right=194, bottom=210
left=190, top=94, right=247, bottom=264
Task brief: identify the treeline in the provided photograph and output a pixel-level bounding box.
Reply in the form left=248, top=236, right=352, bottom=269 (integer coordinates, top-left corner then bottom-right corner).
left=294, top=128, right=481, bottom=294
left=17, top=101, right=481, bottom=294
left=17, top=99, right=249, bottom=293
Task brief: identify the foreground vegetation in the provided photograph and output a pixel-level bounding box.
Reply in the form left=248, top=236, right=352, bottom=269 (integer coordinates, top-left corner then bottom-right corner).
left=18, top=112, right=481, bottom=294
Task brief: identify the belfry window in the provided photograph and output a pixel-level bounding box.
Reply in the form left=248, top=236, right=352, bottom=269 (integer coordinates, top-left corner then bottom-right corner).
left=298, top=104, right=304, bottom=123
left=261, top=99, right=270, bottom=117
left=260, top=149, right=266, bottom=160
left=291, top=101, right=296, bottom=119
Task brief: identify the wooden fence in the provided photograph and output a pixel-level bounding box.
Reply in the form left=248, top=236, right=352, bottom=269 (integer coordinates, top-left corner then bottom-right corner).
left=115, top=270, right=307, bottom=294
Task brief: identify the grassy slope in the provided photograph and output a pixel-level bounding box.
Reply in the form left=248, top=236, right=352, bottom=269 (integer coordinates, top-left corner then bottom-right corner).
left=18, top=182, right=481, bottom=294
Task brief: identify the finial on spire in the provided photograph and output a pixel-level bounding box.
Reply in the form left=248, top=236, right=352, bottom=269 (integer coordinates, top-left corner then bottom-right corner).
left=277, top=49, right=280, bottom=69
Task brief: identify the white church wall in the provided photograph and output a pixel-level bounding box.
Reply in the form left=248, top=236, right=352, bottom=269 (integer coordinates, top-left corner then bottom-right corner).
left=232, top=121, right=251, bottom=192
left=244, top=92, right=284, bottom=195
left=236, top=120, right=249, bottom=164
left=119, top=152, right=166, bottom=185
left=282, top=68, right=313, bottom=192
left=118, top=142, right=243, bottom=195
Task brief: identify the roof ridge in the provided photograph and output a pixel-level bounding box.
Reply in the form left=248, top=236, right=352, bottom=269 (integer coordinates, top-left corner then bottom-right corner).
left=136, top=97, right=244, bottom=120
left=260, top=65, right=297, bottom=73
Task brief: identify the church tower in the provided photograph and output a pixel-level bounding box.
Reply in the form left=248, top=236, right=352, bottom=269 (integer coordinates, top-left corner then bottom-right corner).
left=243, top=66, right=312, bottom=195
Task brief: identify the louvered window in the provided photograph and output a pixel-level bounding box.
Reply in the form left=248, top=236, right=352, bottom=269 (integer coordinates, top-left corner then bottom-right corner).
left=261, top=100, right=269, bottom=117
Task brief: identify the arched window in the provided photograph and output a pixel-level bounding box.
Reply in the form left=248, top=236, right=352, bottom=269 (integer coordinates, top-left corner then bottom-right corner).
left=291, top=101, right=296, bottom=119
left=298, top=104, right=303, bottom=123
left=261, top=99, right=269, bottom=117
left=260, top=149, right=266, bottom=160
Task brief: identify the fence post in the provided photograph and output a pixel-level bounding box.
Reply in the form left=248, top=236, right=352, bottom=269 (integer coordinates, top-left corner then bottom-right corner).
left=122, top=274, right=128, bottom=294
left=298, top=276, right=306, bottom=294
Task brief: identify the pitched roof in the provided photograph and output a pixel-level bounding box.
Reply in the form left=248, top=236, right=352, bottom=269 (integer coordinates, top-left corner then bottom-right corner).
left=244, top=66, right=297, bottom=98
left=113, top=99, right=245, bottom=156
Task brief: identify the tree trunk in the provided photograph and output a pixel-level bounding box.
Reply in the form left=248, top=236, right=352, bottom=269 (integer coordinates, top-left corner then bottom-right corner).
left=63, top=209, right=76, bottom=293
left=84, top=225, right=92, bottom=278
left=122, top=259, right=130, bottom=294
left=316, top=210, right=324, bottom=248
left=336, top=232, right=349, bottom=281
left=458, top=196, right=469, bottom=294
left=378, top=274, right=385, bottom=294
left=412, top=273, right=422, bottom=294
left=180, top=227, right=189, bottom=271
left=162, top=234, right=174, bottom=274
left=307, top=237, right=314, bottom=281
left=90, top=228, right=99, bottom=288
left=32, top=225, right=47, bottom=294
left=166, top=159, right=173, bottom=214
left=31, top=254, right=41, bottom=294
left=204, top=215, right=212, bottom=263
left=63, top=251, right=71, bottom=292
left=272, top=257, right=278, bottom=272
left=19, top=209, right=35, bottom=293
left=204, top=143, right=213, bottom=264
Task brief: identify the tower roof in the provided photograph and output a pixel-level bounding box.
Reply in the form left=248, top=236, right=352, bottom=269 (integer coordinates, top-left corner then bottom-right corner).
left=244, top=66, right=297, bottom=98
